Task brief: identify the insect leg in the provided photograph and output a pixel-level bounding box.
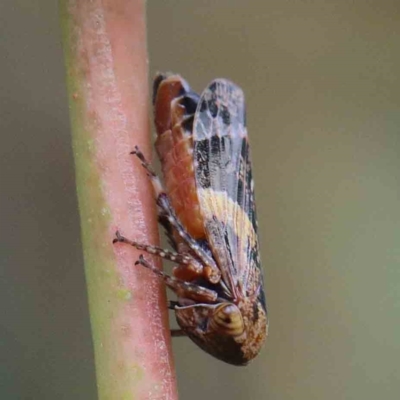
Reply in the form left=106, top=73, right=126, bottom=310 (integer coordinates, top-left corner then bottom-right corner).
left=168, top=301, right=180, bottom=309
left=170, top=329, right=186, bottom=337
left=135, top=255, right=218, bottom=304
left=168, top=306, right=188, bottom=337
left=113, top=230, right=201, bottom=268
left=158, top=203, right=221, bottom=284
left=130, top=145, right=163, bottom=194
left=131, top=146, right=221, bottom=284
left=158, top=214, right=177, bottom=250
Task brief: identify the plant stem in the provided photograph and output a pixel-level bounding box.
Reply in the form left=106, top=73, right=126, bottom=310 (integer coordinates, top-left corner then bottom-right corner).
left=60, top=1, right=178, bottom=398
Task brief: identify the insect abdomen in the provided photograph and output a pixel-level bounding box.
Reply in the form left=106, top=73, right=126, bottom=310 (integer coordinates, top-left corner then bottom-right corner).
left=154, top=74, right=205, bottom=239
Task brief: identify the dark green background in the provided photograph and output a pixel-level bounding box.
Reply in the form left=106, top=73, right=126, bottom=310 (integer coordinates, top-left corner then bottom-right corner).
left=1, top=1, right=399, bottom=399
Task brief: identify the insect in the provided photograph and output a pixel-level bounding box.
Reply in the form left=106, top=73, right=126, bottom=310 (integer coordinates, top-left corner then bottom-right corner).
left=114, top=73, right=268, bottom=365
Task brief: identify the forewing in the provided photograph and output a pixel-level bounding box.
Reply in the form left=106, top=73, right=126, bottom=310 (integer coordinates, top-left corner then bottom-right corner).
left=193, top=79, right=261, bottom=299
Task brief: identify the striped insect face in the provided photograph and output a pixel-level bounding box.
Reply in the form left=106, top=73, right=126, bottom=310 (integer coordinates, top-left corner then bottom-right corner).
left=175, top=297, right=267, bottom=365
left=114, top=73, right=268, bottom=365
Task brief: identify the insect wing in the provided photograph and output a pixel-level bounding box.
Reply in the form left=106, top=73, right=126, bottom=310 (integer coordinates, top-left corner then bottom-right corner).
left=193, top=79, right=261, bottom=299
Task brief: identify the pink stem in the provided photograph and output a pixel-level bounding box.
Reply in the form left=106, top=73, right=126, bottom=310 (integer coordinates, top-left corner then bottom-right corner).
left=60, top=1, right=178, bottom=398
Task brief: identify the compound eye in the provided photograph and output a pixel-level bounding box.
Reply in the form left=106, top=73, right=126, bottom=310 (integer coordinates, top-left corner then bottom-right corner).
left=211, top=303, right=244, bottom=336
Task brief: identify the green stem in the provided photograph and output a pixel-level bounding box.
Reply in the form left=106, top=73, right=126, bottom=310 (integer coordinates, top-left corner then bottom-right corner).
left=59, top=1, right=178, bottom=398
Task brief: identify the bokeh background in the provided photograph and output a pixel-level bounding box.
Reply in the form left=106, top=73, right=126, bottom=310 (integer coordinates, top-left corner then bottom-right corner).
left=1, top=1, right=400, bottom=399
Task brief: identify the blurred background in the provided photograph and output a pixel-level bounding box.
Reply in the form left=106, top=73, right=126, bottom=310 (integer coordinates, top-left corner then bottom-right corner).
left=1, top=1, right=400, bottom=399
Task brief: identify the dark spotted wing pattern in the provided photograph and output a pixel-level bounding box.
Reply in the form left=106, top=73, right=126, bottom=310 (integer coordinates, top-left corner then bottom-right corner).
left=193, top=79, right=261, bottom=300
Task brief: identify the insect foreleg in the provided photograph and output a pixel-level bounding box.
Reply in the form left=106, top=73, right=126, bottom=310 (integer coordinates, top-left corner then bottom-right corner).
left=130, top=146, right=163, bottom=195
left=131, top=146, right=221, bottom=284
left=170, top=329, right=187, bottom=337
left=168, top=301, right=180, bottom=309
left=135, top=255, right=218, bottom=304
left=113, top=230, right=198, bottom=266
